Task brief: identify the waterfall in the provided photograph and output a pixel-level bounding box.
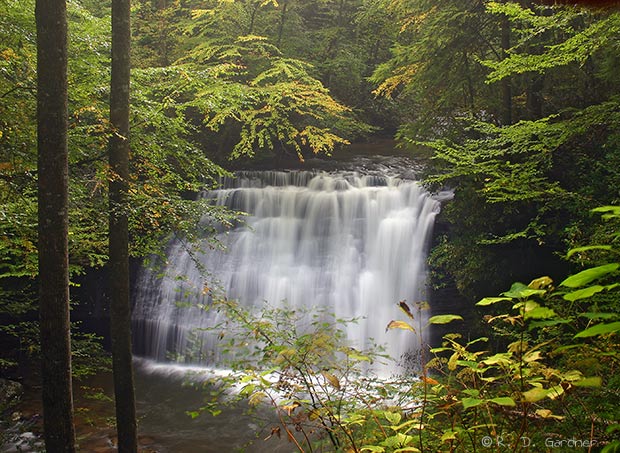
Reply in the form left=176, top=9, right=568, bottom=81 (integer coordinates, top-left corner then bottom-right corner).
left=132, top=170, right=441, bottom=375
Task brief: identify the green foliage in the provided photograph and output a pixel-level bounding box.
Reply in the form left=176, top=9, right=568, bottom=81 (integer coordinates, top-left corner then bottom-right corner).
left=132, top=0, right=399, bottom=130
left=179, top=35, right=370, bottom=161
left=371, top=0, right=620, bottom=300
left=196, top=298, right=401, bottom=452
left=184, top=207, right=620, bottom=453
left=483, top=6, right=620, bottom=83
left=0, top=0, right=235, bottom=375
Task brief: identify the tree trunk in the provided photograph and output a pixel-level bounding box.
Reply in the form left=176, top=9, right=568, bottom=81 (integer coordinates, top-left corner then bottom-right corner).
left=500, top=14, right=512, bottom=125
left=526, top=74, right=544, bottom=120
left=35, top=0, right=76, bottom=451
left=277, top=1, right=288, bottom=48
left=109, top=0, right=138, bottom=451
left=248, top=2, right=260, bottom=35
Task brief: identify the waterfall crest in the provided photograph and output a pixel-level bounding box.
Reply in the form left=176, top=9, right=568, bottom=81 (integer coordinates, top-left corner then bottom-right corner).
left=132, top=171, right=440, bottom=374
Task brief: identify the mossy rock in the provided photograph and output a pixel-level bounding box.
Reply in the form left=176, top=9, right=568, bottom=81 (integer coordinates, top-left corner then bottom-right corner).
left=0, top=378, right=23, bottom=413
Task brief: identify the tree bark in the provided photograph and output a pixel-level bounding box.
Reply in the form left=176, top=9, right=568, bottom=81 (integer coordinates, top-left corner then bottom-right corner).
left=277, top=1, right=288, bottom=48
left=500, top=13, right=512, bottom=125
left=109, top=0, right=138, bottom=451
left=35, top=0, right=76, bottom=451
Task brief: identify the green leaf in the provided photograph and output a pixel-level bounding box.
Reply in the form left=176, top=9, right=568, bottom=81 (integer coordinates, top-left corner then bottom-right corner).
left=524, top=306, right=556, bottom=320
left=522, top=387, right=548, bottom=402
left=502, top=282, right=546, bottom=299
left=462, top=389, right=480, bottom=397
left=592, top=206, right=620, bottom=219
left=361, top=446, right=385, bottom=453
left=574, top=322, right=620, bottom=338
left=441, top=430, right=458, bottom=442
left=573, top=377, right=602, bottom=387
left=564, top=284, right=619, bottom=302
left=579, top=312, right=619, bottom=320
left=476, top=297, right=511, bottom=306
left=384, top=411, right=402, bottom=425
left=564, top=285, right=605, bottom=301
left=461, top=398, right=484, bottom=409
left=428, top=314, right=463, bottom=325
left=560, top=264, right=619, bottom=288
left=566, top=245, right=613, bottom=258
left=601, top=440, right=620, bottom=453
left=483, top=353, right=512, bottom=366
left=488, top=397, right=516, bottom=407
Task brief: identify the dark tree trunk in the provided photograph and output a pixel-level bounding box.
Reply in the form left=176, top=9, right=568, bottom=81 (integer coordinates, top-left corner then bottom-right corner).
left=109, top=0, right=138, bottom=451
left=248, top=2, right=260, bottom=35
left=526, top=74, right=544, bottom=120
left=35, top=0, right=76, bottom=451
left=500, top=14, right=512, bottom=125
left=277, top=1, right=288, bottom=48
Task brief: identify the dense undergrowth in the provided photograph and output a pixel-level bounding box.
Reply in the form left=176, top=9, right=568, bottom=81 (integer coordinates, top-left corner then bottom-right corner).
left=196, top=207, right=620, bottom=453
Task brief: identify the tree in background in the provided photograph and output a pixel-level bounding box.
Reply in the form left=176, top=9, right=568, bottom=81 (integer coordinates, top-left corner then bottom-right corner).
left=373, top=0, right=620, bottom=299
left=35, top=0, right=77, bottom=450
left=131, top=0, right=399, bottom=133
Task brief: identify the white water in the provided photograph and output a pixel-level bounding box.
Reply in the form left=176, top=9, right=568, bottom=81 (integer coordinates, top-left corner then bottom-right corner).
left=132, top=171, right=441, bottom=375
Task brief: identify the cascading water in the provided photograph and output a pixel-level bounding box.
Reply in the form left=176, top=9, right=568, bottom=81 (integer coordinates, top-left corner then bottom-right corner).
left=132, top=169, right=441, bottom=375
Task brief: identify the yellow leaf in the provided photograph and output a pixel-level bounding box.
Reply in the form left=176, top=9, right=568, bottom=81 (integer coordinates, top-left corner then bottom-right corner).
left=281, top=401, right=300, bottom=415
left=421, top=376, right=439, bottom=385
left=448, top=352, right=459, bottom=371
left=535, top=408, right=564, bottom=420
left=321, top=371, right=341, bottom=390
left=529, top=276, right=553, bottom=289
left=522, top=387, right=548, bottom=402
left=249, top=391, right=267, bottom=406
left=386, top=320, right=416, bottom=333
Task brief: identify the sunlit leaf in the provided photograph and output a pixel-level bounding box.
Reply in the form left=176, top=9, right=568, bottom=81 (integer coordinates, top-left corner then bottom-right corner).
left=528, top=276, right=553, bottom=289
left=386, top=320, right=415, bottom=333
left=563, top=285, right=606, bottom=301
left=321, top=371, right=341, bottom=390
left=574, top=322, right=620, bottom=338
left=448, top=352, right=459, bottom=371
left=476, top=297, right=511, bottom=306
left=573, top=377, right=602, bottom=387
left=384, top=411, right=402, bottom=425
left=547, top=385, right=565, bottom=400
left=428, top=314, right=463, bottom=325
left=592, top=206, right=620, bottom=220
left=566, top=245, right=613, bottom=258
left=421, top=376, right=439, bottom=385
left=483, top=353, right=512, bottom=366
left=502, top=282, right=546, bottom=299
left=535, top=409, right=564, bottom=420
left=361, top=446, right=385, bottom=453
left=522, top=387, right=548, bottom=402
left=524, top=306, right=556, bottom=320
left=441, top=431, right=458, bottom=442
left=248, top=391, right=267, bottom=406
left=560, top=264, right=619, bottom=288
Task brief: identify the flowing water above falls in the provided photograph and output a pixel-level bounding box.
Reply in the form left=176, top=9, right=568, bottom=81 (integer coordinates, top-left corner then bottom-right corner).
left=133, top=169, right=442, bottom=375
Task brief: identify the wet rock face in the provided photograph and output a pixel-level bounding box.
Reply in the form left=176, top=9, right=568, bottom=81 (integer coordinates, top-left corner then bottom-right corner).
left=0, top=378, right=23, bottom=412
